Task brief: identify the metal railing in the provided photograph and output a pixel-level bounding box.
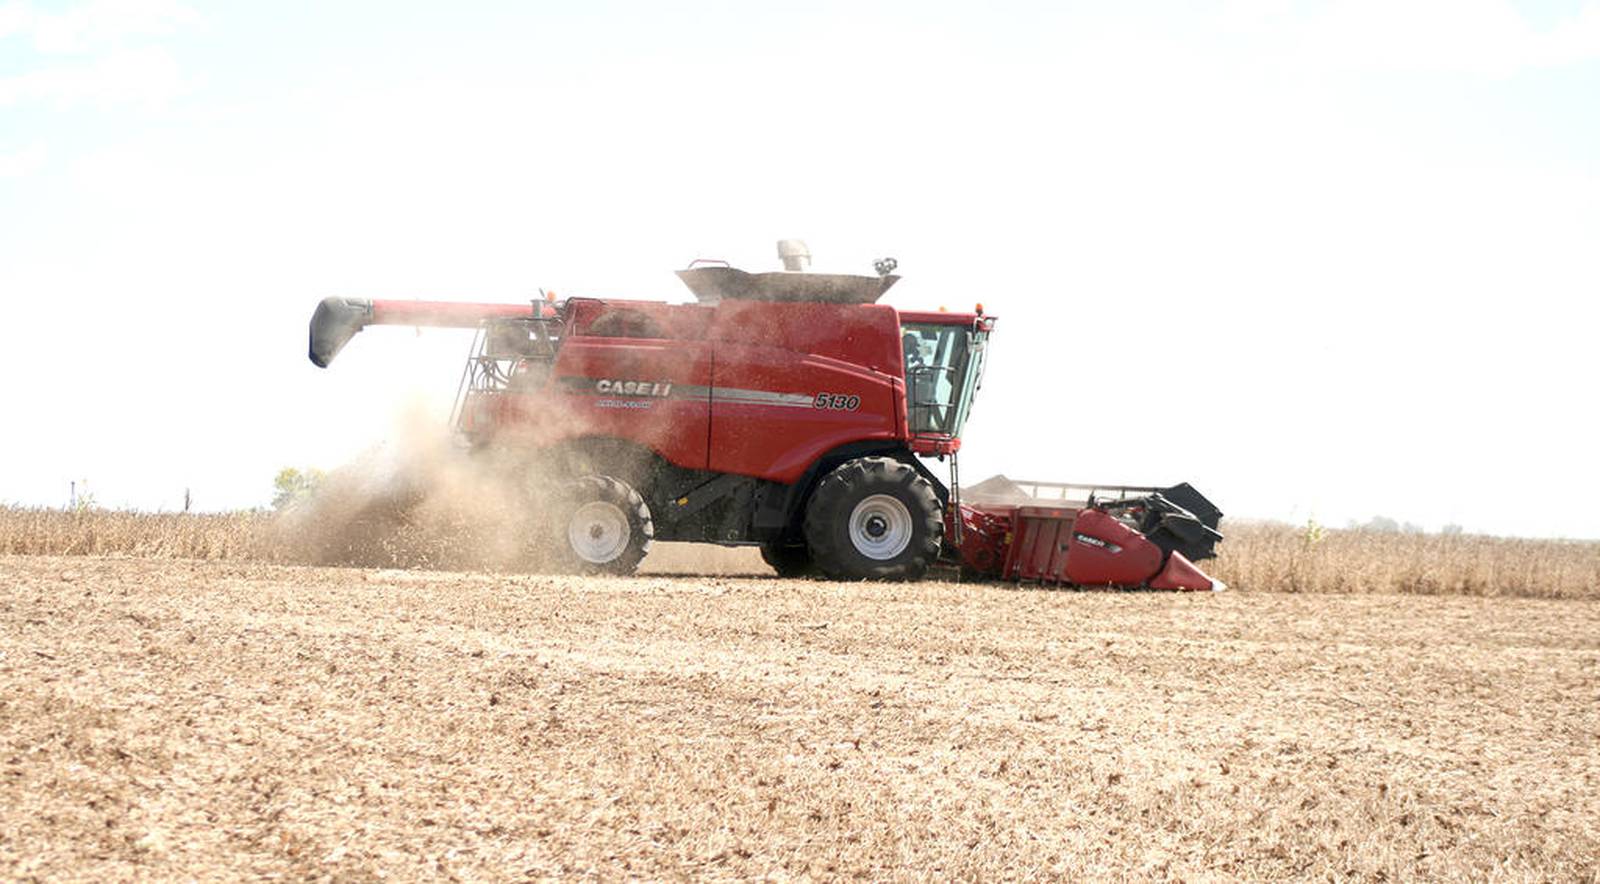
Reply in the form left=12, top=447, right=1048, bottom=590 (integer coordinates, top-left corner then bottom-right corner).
left=996, top=481, right=1164, bottom=508
left=449, top=318, right=562, bottom=430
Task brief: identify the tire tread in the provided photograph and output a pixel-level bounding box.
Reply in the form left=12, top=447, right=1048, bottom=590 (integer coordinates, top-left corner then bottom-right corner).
left=563, top=475, right=653, bottom=575
left=803, top=456, right=942, bottom=581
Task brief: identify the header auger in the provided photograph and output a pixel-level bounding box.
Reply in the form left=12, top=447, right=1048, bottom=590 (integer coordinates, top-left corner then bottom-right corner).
left=308, top=241, right=1224, bottom=589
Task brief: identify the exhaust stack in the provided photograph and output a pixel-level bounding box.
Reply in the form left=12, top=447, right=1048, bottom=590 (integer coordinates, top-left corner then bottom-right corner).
left=776, top=239, right=811, bottom=271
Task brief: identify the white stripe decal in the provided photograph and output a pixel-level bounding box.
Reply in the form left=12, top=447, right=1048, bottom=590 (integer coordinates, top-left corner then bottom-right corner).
left=711, top=388, right=816, bottom=408
left=671, top=385, right=816, bottom=408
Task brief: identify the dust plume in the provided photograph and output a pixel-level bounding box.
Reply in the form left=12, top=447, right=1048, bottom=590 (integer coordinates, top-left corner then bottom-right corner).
left=269, top=405, right=562, bottom=572
left=264, top=401, right=773, bottom=576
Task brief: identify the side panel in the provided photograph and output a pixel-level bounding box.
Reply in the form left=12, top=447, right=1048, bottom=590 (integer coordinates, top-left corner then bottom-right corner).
left=1001, top=506, right=1080, bottom=584
left=1063, top=509, right=1165, bottom=586
left=708, top=342, right=898, bottom=483
left=489, top=336, right=712, bottom=470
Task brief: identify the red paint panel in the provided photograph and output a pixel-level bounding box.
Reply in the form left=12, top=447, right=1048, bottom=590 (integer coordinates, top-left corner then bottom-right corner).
left=1014, top=519, right=1046, bottom=580
left=1001, top=506, right=1079, bottom=584
left=1148, top=552, right=1219, bottom=591
left=1040, top=521, right=1071, bottom=583
left=1045, top=518, right=1074, bottom=583
left=708, top=342, right=896, bottom=483
left=482, top=336, right=713, bottom=470
left=1063, top=509, right=1164, bottom=586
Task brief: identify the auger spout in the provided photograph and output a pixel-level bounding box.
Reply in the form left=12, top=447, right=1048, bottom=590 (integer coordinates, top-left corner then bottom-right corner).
left=308, top=297, right=552, bottom=367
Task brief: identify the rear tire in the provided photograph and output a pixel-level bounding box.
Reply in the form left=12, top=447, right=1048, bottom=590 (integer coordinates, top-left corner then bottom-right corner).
left=804, top=457, right=943, bottom=581
left=557, top=475, right=653, bottom=575
left=759, top=541, right=816, bottom=578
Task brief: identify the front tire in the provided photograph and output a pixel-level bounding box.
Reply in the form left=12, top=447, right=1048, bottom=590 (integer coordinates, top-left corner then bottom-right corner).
left=759, top=540, right=816, bottom=578
left=558, top=476, right=653, bottom=575
left=804, top=457, right=943, bottom=581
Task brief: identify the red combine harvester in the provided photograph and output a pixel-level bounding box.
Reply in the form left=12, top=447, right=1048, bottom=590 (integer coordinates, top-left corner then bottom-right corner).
left=308, top=242, right=1224, bottom=589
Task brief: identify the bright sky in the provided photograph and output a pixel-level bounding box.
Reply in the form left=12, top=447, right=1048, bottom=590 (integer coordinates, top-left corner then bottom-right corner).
left=2, top=0, right=1597, bottom=538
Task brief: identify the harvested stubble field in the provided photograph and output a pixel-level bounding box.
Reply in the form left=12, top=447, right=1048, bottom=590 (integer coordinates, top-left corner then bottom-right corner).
left=2, top=553, right=1598, bottom=880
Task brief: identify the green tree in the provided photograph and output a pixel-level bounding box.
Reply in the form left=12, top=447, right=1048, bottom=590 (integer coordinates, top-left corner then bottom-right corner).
left=272, top=467, right=326, bottom=511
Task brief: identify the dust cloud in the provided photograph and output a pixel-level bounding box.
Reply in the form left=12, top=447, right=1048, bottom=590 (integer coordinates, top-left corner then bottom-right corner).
left=269, top=405, right=559, bottom=572
left=267, top=403, right=769, bottom=576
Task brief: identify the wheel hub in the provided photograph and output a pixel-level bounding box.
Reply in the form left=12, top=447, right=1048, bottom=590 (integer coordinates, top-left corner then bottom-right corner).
left=847, top=494, right=913, bottom=560
left=568, top=500, right=631, bottom=564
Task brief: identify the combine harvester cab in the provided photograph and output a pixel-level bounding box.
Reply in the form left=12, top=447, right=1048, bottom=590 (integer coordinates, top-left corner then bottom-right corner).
left=306, top=240, right=1225, bottom=589
left=952, top=479, right=1225, bottom=591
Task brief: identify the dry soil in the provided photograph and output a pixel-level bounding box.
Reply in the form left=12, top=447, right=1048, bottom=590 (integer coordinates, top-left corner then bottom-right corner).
left=2, top=555, right=1597, bottom=880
